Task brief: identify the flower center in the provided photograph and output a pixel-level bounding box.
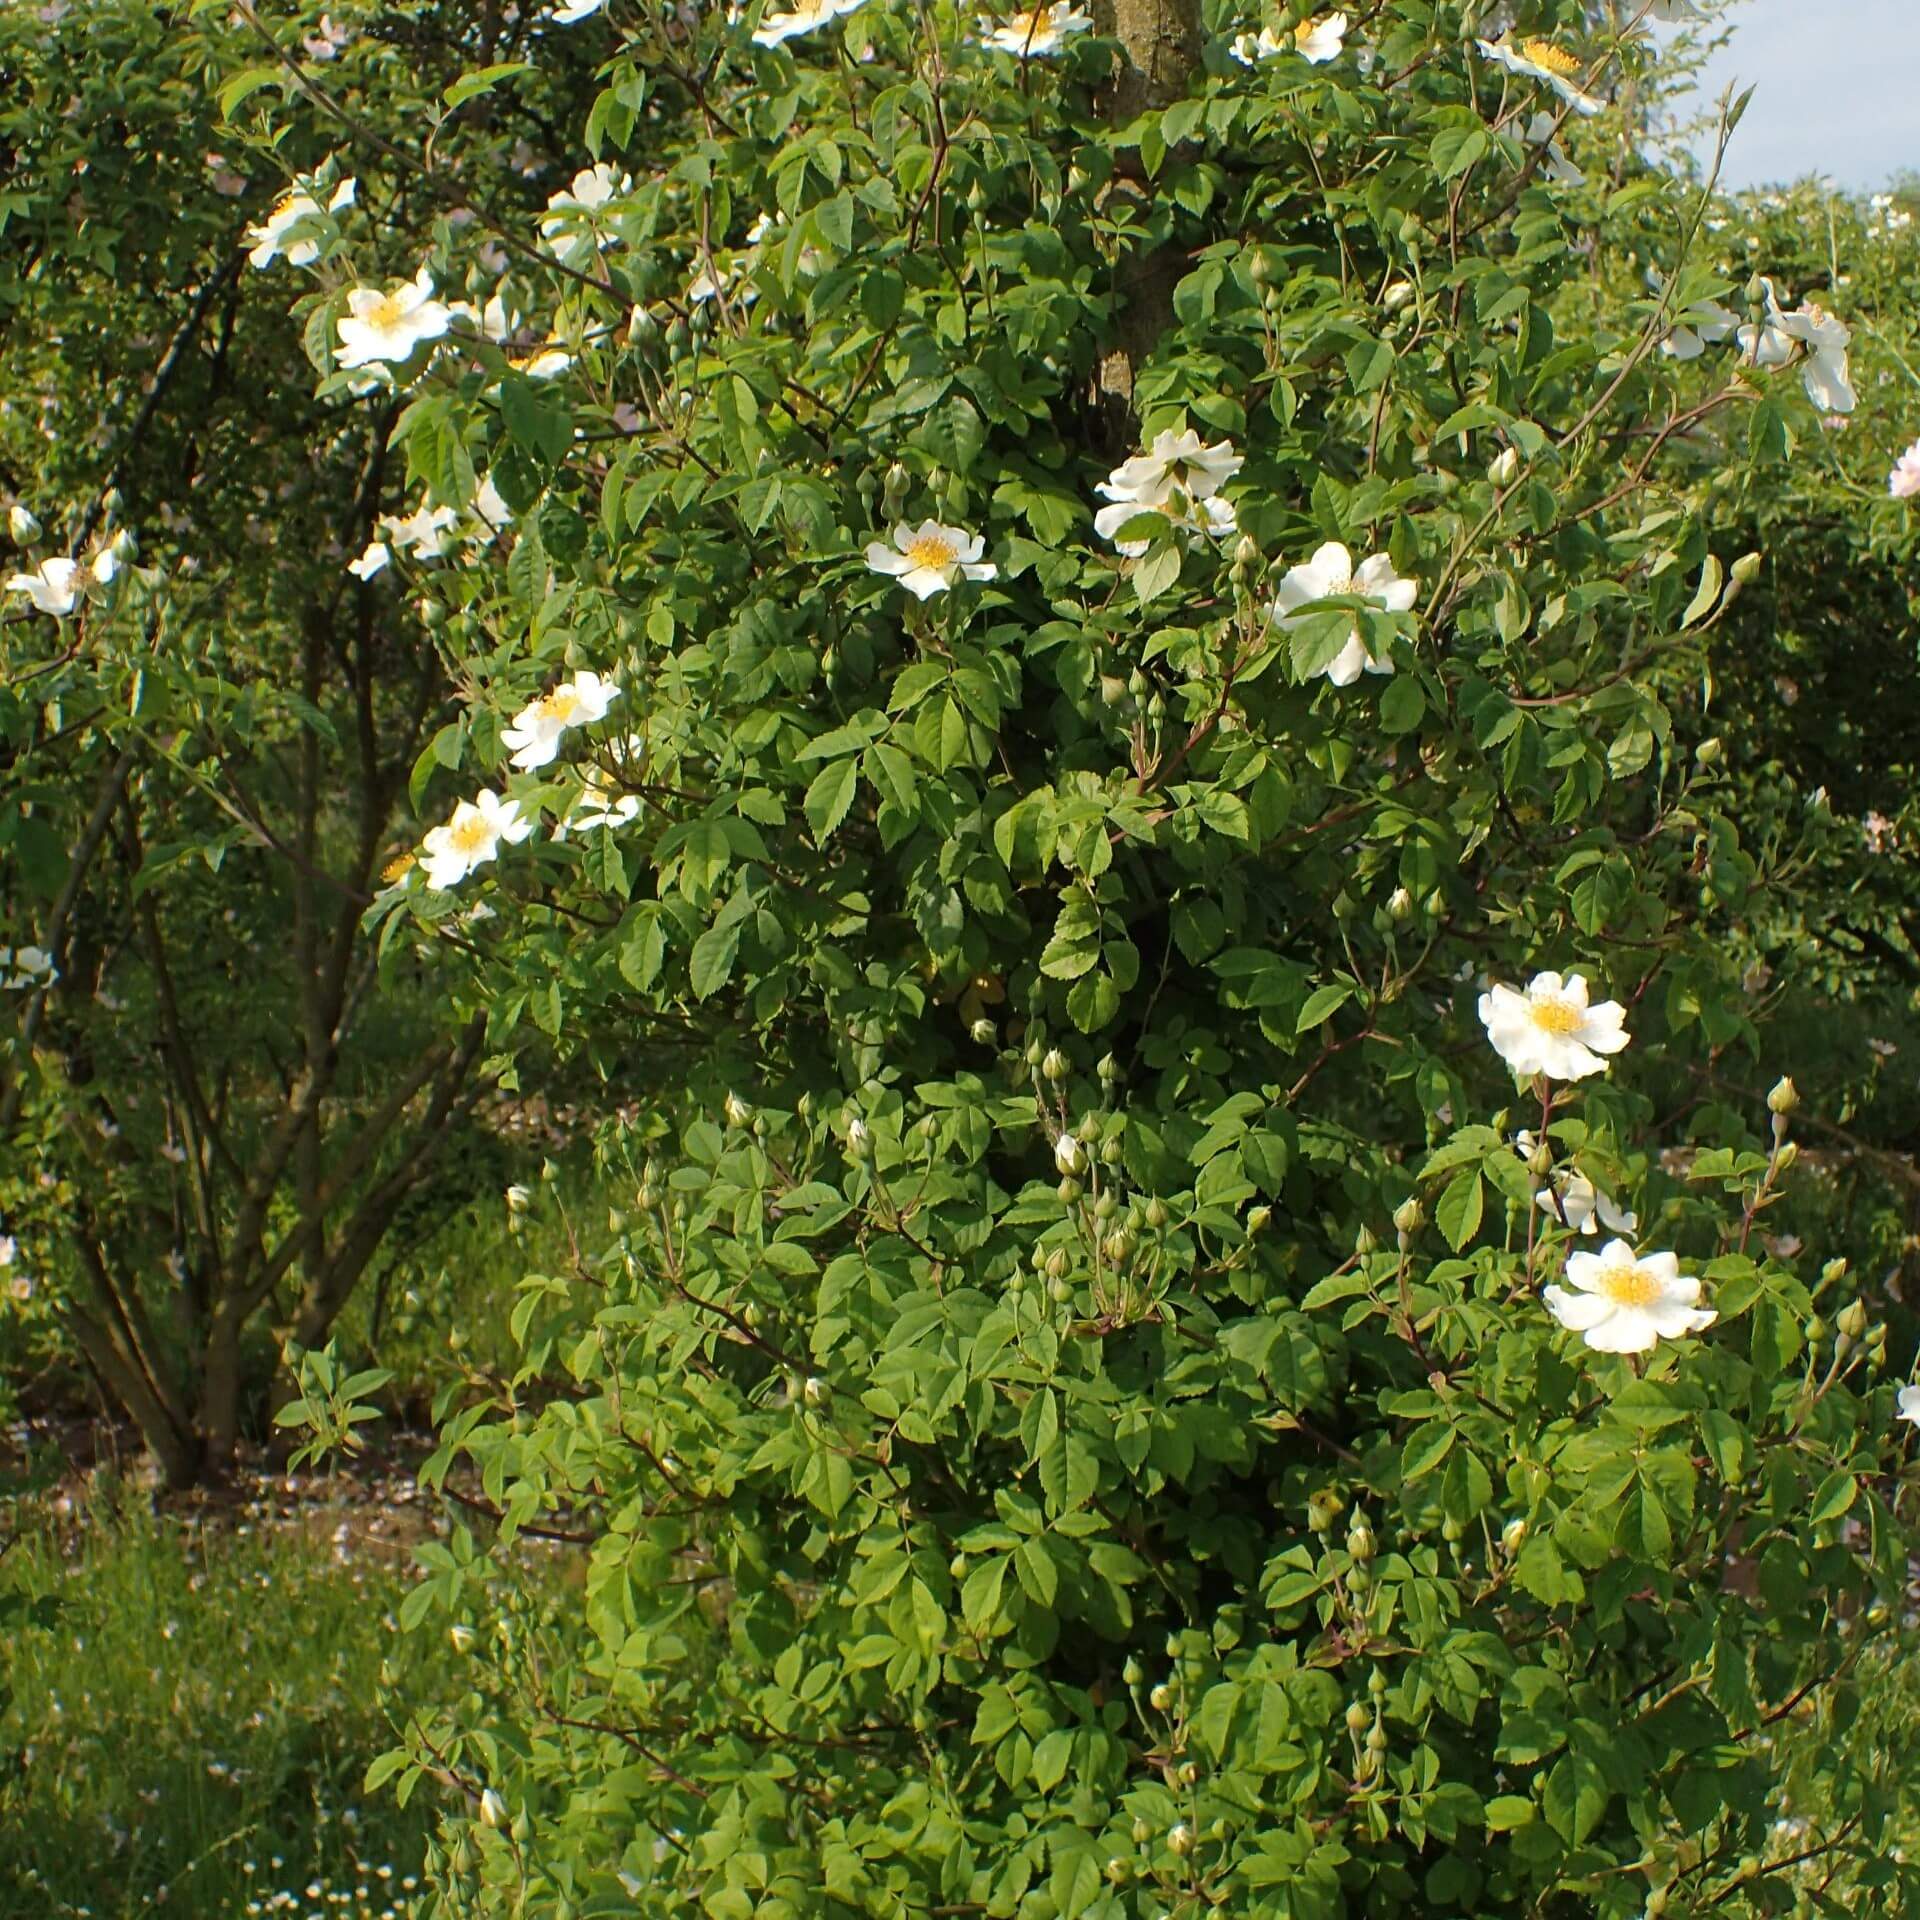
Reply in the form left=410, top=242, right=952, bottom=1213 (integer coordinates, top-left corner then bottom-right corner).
left=1529, top=995, right=1586, bottom=1036
left=1521, top=38, right=1581, bottom=77
left=381, top=852, right=415, bottom=883
left=542, top=689, right=583, bottom=724
left=1597, top=1262, right=1660, bottom=1310
left=905, top=533, right=957, bottom=570
left=367, top=292, right=408, bottom=331
left=448, top=814, right=493, bottom=854
left=1008, top=8, right=1044, bottom=34
left=272, top=190, right=305, bottom=223
left=1293, top=14, right=1325, bottom=42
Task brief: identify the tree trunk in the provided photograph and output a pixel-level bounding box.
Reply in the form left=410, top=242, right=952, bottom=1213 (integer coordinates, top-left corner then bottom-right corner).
left=1094, top=0, right=1203, bottom=429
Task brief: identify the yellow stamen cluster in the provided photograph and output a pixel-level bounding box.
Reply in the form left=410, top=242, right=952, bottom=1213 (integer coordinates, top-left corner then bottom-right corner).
left=447, top=814, right=492, bottom=854
left=904, top=534, right=957, bottom=569
left=1521, top=38, right=1582, bottom=77
left=1597, top=1263, right=1661, bottom=1309
left=1529, top=997, right=1586, bottom=1036
left=381, top=852, right=416, bottom=884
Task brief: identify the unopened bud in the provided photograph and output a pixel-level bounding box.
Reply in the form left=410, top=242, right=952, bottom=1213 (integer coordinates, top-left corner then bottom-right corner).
left=1123, top=1656, right=1144, bottom=1686
left=504, top=1184, right=532, bottom=1215
left=1246, top=1204, right=1271, bottom=1235
left=1527, top=1140, right=1553, bottom=1179
left=1149, top=1683, right=1172, bottom=1711
left=1501, top=1518, right=1528, bottom=1556
left=1354, top=1223, right=1378, bottom=1256
left=1488, top=446, right=1520, bottom=486
left=1773, top=1140, right=1799, bottom=1172
left=1144, top=1197, right=1168, bottom=1229
left=1053, top=1131, right=1085, bottom=1175
left=8, top=504, right=40, bottom=544
left=1346, top=1524, right=1375, bottom=1562
left=1167, top=1822, right=1194, bottom=1857
left=1233, top=533, right=1261, bottom=570
left=479, top=1788, right=507, bottom=1829
left=1102, top=1229, right=1134, bottom=1264
left=847, top=1116, right=871, bottom=1156
left=882, top=462, right=911, bottom=512
left=1724, top=550, right=1762, bottom=602
left=1767, top=1076, right=1798, bottom=1116
left=1365, top=1723, right=1388, bottom=1754
left=802, top=1375, right=829, bottom=1406
left=970, top=1017, right=996, bottom=1045
left=1381, top=279, right=1414, bottom=312
left=1693, top=736, right=1723, bottom=767
left=1042, top=1047, right=1070, bottom=1083
left=724, top=1090, right=752, bottom=1127
left=1345, top=1701, right=1371, bottom=1733
left=449, top=1623, right=477, bottom=1654
left=1045, top=1248, right=1070, bottom=1281
left=1130, top=1815, right=1151, bottom=1845
left=1387, top=885, right=1413, bottom=921
left=1838, top=1300, right=1868, bottom=1342
left=1821, top=1257, right=1848, bottom=1285
left=1393, top=1196, right=1425, bottom=1238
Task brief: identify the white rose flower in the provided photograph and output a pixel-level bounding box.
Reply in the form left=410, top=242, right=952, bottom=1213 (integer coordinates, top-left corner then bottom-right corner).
left=553, top=0, right=608, bottom=18
left=1897, top=1383, right=1920, bottom=1427
left=555, top=767, right=642, bottom=836
left=539, top=165, right=632, bottom=267
left=1476, top=35, right=1603, bottom=117
left=1888, top=440, right=1920, bottom=501
left=5, top=557, right=83, bottom=617
left=1054, top=1133, right=1085, bottom=1176
left=347, top=541, right=390, bottom=581
left=245, top=176, right=354, bottom=270
left=1775, top=297, right=1856, bottom=414
left=1523, top=112, right=1584, bottom=187
left=501, top=671, right=621, bottom=771
left=1270, top=541, right=1417, bottom=686
left=864, top=521, right=997, bottom=600
left=379, top=502, right=460, bottom=559
left=334, top=268, right=452, bottom=371
left=0, top=945, right=57, bottom=988
left=1092, top=491, right=1236, bottom=557
left=752, top=0, right=867, bottom=48
left=1478, top=969, right=1630, bottom=1081
left=1231, top=11, right=1346, bottom=64
left=1098, top=428, right=1243, bottom=512
left=979, top=3, right=1091, bottom=55
left=1544, top=1239, right=1715, bottom=1354
left=1536, top=1172, right=1638, bottom=1238
left=419, top=790, right=533, bottom=890
left=1736, top=279, right=1855, bottom=412
left=469, top=474, right=515, bottom=536
left=1292, top=11, right=1346, bottom=62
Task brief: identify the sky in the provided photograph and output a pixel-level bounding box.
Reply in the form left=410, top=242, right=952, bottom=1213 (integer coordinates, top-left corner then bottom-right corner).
left=1665, top=0, right=1920, bottom=192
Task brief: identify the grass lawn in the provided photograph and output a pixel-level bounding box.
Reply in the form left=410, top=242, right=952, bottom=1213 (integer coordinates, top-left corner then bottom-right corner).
left=0, top=1464, right=456, bottom=1920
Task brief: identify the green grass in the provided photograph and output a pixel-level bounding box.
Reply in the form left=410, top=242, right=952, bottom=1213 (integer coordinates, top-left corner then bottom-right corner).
left=0, top=1480, right=454, bottom=1920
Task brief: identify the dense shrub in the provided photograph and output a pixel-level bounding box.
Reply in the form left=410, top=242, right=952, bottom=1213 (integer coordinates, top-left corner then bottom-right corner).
left=11, top=0, right=1920, bottom=1915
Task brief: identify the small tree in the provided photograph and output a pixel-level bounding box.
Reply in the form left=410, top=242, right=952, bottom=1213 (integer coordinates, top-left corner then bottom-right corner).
left=0, top=0, right=569, bottom=1482
left=217, top=0, right=1919, bottom=1911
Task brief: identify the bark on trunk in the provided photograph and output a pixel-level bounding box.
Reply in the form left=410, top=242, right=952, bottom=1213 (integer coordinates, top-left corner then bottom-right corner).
left=1093, top=0, right=1203, bottom=429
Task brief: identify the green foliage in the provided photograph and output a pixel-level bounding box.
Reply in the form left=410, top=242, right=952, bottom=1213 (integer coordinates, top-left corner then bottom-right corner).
left=10, top=0, right=1920, bottom=1914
